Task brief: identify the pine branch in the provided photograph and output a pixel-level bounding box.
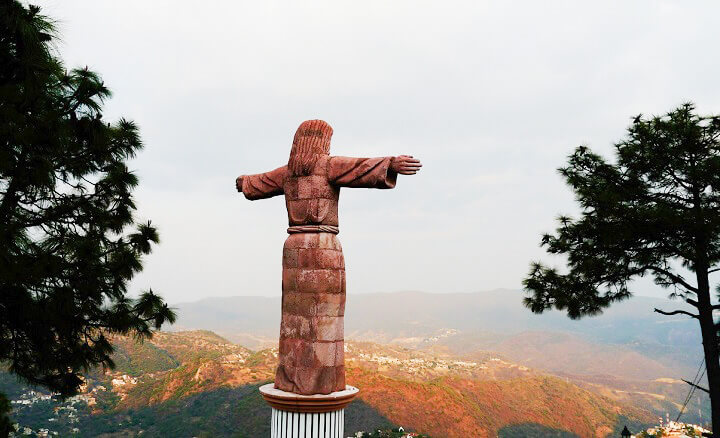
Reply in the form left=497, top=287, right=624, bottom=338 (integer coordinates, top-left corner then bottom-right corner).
left=686, top=298, right=699, bottom=308
left=643, top=265, right=699, bottom=293
left=682, top=378, right=710, bottom=394
left=654, top=308, right=698, bottom=319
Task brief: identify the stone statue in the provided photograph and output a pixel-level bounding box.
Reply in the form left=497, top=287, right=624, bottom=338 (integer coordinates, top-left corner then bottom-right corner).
left=236, top=120, right=421, bottom=395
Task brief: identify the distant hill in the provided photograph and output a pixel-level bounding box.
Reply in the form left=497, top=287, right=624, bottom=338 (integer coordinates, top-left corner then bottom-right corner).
left=2, top=331, right=657, bottom=437
left=170, top=290, right=701, bottom=377
left=467, top=331, right=685, bottom=381
left=171, top=289, right=698, bottom=345
left=349, top=369, right=650, bottom=438
left=164, top=291, right=713, bottom=430
left=4, top=290, right=708, bottom=436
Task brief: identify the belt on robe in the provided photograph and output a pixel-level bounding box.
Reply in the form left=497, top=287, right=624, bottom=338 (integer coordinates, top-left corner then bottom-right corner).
left=287, top=225, right=339, bottom=234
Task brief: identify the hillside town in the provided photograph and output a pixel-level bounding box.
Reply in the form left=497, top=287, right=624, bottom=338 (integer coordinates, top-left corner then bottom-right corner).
left=634, top=418, right=711, bottom=437
left=354, top=426, right=426, bottom=437
left=6, top=389, right=90, bottom=437
left=345, top=342, right=531, bottom=377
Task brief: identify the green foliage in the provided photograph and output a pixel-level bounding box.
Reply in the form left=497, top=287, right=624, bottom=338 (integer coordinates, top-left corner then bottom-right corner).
left=244, top=351, right=266, bottom=368
left=1, top=372, right=399, bottom=438
left=524, top=103, right=720, bottom=318
left=109, top=338, right=179, bottom=376
left=523, top=103, right=720, bottom=432
left=361, top=428, right=432, bottom=437
left=0, top=392, right=12, bottom=437
left=95, top=387, right=121, bottom=412
left=612, top=416, right=652, bottom=438
left=0, top=0, right=175, bottom=399
left=360, top=428, right=431, bottom=437
left=497, top=423, right=578, bottom=437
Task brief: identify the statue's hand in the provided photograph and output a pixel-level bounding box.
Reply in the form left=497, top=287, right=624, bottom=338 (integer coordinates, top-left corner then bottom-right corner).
left=236, top=176, right=243, bottom=192
left=391, top=155, right=422, bottom=175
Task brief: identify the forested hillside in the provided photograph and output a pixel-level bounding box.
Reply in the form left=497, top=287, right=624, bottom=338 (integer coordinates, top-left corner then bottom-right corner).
left=2, top=331, right=658, bottom=437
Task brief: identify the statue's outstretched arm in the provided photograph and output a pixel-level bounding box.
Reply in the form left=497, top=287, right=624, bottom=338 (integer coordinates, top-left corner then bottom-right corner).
left=390, top=155, right=422, bottom=175
left=328, top=155, right=421, bottom=189
left=235, top=165, right=287, bottom=200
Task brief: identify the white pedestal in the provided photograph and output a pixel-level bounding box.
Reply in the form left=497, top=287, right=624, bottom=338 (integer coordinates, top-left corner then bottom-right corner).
left=270, top=408, right=345, bottom=438
left=259, top=384, right=359, bottom=438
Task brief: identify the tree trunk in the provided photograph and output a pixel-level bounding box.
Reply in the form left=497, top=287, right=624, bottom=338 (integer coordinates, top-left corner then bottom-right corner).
left=692, top=184, right=719, bottom=435
left=696, top=271, right=720, bottom=435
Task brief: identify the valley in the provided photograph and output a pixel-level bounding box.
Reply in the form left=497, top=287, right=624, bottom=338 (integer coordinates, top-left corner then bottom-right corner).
left=2, top=330, right=663, bottom=437
left=2, top=290, right=709, bottom=437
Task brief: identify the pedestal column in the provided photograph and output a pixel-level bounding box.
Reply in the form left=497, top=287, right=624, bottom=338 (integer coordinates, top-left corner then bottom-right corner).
left=260, top=384, right=358, bottom=438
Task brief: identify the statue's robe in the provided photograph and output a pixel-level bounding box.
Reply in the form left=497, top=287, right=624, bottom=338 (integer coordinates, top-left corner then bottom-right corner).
left=241, top=156, right=397, bottom=394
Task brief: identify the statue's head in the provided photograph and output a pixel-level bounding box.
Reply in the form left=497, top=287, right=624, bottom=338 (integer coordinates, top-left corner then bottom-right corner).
left=288, top=119, right=333, bottom=176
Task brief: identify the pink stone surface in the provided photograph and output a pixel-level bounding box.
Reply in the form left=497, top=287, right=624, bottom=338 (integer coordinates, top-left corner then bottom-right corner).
left=236, top=120, right=421, bottom=395
left=313, top=316, right=343, bottom=341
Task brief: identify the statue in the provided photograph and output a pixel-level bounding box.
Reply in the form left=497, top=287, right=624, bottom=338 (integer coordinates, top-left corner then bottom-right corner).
left=236, top=119, right=421, bottom=395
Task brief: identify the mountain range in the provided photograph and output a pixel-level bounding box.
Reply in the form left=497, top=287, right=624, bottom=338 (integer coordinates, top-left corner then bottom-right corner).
left=2, top=331, right=656, bottom=437
left=2, top=290, right=709, bottom=437
left=172, top=290, right=701, bottom=378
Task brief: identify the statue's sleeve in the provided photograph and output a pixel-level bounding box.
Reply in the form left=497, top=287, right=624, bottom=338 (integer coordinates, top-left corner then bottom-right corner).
left=327, top=156, right=397, bottom=189
left=241, top=165, right=287, bottom=200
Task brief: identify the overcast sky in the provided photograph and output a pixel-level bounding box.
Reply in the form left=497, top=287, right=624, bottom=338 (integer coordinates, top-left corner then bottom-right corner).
left=33, top=1, right=720, bottom=303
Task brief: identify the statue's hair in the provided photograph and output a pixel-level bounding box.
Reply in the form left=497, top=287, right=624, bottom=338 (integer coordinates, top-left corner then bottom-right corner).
left=288, top=120, right=333, bottom=176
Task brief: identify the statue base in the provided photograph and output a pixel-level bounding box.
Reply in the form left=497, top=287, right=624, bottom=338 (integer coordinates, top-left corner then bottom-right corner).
left=259, top=383, right=359, bottom=438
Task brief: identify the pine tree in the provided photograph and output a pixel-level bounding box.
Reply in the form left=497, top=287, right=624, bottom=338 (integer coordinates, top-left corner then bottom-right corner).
left=524, top=103, right=720, bottom=435
left=0, top=394, right=11, bottom=437
left=0, top=0, right=175, bottom=419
